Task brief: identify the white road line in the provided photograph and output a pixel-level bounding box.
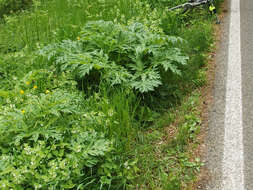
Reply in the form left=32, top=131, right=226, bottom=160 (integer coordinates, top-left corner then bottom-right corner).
left=222, top=0, right=244, bottom=189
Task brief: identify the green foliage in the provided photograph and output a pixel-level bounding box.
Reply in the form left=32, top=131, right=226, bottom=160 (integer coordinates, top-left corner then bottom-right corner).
left=143, top=0, right=187, bottom=8
left=0, top=0, right=221, bottom=189
left=0, top=0, right=162, bottom=52
left=0, top=89, right=113, bottom=189
left=0, top=52, right=139, bottom=189
left=0, top=0, right=32, bottom=17
left=39, top=21, right=188, bottom=93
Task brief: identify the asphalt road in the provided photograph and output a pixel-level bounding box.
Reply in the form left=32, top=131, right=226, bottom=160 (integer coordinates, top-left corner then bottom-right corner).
left=241, top=0, right=253, bottom=189
left=205, top=0, right=253, bottom=189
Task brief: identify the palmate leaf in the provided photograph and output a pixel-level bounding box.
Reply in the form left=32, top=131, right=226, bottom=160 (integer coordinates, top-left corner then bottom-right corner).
left=160, top=61, right=182, bottom=75
left=54, top=49, right=108, bottom=78
left=78, top=64, right=94, bottom=78
left=39, top=40, right=82, bottom=61
left=166, top=48, right=189, bottom=65
left=153, top=47, right=189, bottom=75
left=166, top=36, right=185, bottom=44
left=80, top=20, right=121, bottom=53
left=103, top=64, right=132, bottom=86
left=76, top=50, right=108, bottom=78
left=131, top=69, right=162, bottom=93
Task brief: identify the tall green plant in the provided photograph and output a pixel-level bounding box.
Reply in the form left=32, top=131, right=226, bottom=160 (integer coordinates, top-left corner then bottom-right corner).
left=39, top=21, right=188, bottom=93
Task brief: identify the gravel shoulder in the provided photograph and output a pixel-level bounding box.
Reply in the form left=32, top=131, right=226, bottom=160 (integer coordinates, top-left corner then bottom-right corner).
left=203, top=1, right=230, bottom=189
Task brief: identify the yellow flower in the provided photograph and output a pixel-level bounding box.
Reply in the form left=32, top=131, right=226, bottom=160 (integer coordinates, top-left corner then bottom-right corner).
left=77, top=36, right=80, bottom=41
left=45, top=90, right=50, bottom=94
left=25, top=81, right=30, bottom=85
left=21, top=110, right=25, bottom=114
left=20, top=90, right=24, bottom=94
left=209, top=5, right=216, bottom=12
left=33, top=85, right=38, bottom=89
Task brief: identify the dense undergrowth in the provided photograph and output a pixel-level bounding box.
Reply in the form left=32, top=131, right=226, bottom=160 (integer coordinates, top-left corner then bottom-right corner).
left=0, top=0, right=32, bottom=18
left=0, top=0, right=221, bottom=189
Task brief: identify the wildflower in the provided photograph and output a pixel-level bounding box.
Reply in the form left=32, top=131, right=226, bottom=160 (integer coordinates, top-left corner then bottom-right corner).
left=21, top=110, right=25, bottom=114
left=25, top=81, right=30, bottom=85
left=33, top=85, right=38, bottom=89
left=77, top=36, right=80, bottom=41
left=209, top=5, right=216, bottom=12
left=45, top=90, right=50, bottom=94
left=20, top=90, right=24, bottom=94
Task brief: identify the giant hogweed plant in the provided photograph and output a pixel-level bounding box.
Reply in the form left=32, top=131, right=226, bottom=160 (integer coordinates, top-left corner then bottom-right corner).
left=39, top=21, right=188, bottom=93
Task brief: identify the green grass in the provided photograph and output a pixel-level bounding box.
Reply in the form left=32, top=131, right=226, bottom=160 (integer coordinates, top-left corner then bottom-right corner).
left=0, top=0, right=156, bottom=52
left=126, top=89, right=205, bottom=190
left=0, top=0, right=222, bottom=189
